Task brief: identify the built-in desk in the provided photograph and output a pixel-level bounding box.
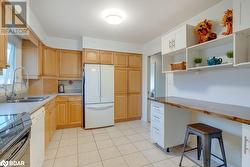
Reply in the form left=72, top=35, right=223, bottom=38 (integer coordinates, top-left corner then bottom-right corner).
left=148, top=97, right=250, bottom=167
left=149, top=96, right=250, bottom=125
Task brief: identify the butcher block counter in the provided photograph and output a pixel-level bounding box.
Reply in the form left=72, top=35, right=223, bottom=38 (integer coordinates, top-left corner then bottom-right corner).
left=148, top=96, right=250, bottom=125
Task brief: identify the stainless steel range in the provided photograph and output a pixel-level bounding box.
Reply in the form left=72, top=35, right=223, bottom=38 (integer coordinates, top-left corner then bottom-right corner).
left=0, top=113, right=32, bottom=167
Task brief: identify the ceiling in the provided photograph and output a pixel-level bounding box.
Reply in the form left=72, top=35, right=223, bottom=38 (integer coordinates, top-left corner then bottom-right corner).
left=30, top=0, right=221, bottom=44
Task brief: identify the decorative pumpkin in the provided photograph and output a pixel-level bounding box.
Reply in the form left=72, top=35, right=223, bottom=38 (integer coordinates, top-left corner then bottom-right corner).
left=195, top=19, right=217, bottom=43
left=222, top=9, right=233, bottom=35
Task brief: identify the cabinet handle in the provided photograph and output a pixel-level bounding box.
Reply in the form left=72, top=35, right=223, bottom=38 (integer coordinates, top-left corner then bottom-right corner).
left=169, top=40, right=172, bottom=49
left=244, top=136, right=249, bottom=155
left=153, top=116, right=160, bottom=120
left=172, top=39, right=175, bottom=48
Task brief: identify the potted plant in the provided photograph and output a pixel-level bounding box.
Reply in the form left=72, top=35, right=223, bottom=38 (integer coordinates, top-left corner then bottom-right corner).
left=194, top=57, right=203, bottom=67
left=226, top=51, right=234, bottom=63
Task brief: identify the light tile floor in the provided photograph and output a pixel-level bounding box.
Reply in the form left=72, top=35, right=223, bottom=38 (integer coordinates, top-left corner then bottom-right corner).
left=43, top=120, right=200, bottom=167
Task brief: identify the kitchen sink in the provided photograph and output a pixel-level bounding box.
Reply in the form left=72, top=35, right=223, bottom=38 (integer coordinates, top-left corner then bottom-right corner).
left=6, top=96, right=50, bottom=103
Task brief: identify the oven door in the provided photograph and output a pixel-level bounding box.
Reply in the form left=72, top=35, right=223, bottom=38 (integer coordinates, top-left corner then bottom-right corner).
left=0, top=131, right=30, bottom=167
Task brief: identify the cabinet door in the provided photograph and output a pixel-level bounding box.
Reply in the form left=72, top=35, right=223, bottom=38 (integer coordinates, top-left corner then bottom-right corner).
left=175, top=26, right=187, bottom=50
left=128, top=54, right=142, bottom=68
left=68, top=100, right=83, bottom=126
left=38, top=42, right=43, bottom=76
left=43, top=47, right=59, bottom=77
left=242, top=124, right=250, bottom=167
left=115, top=94, right=127, bottom=121
left=59, top=50, right=81, bottom=78
left=56, top=101, right=68, bottom=128
left=162, top=34, right=175, bottom=55
left=128, top=69, right=141, bottom=93
left=114, top=52, right=128, bottom=67
left=234, top=0, right=250, bottom=32
left=127, top=94, right=141, bottom=119
left=115, top=68, right=127, bottom=94
left=100, top=50, right=114, bottom=64
left=45, top=109, right=51, bottom=149
left=85, top=49, right=100, bottom=64
left=0, top=35, right=7, bottom=69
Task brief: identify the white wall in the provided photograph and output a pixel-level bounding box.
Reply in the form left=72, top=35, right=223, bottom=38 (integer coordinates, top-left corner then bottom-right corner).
left=82, top=36, right=142, bottom=53
left=46, top=36, right=82, bottom=50
left=142, top=0, right=245, bottom=166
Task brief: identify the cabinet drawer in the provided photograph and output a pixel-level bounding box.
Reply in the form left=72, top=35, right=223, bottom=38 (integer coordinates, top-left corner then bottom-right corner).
left=151, top=102, right=164, bottom=115
left=151, top=114, right=164, bottom=127
left=56, top=96, right=68, bottom=102
left=68, top=96, right=82, bottom=101
left=151, top=126, right=164, bottom=147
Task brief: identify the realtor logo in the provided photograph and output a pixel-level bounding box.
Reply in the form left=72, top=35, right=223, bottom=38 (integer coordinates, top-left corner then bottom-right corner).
left=1, top=0, right=28, bottom=35
left=0, top=160, right=8, bottom=167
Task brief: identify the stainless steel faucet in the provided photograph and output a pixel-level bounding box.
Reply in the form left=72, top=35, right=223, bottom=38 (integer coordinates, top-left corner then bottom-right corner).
left=7, top=67, right=29, bottom=102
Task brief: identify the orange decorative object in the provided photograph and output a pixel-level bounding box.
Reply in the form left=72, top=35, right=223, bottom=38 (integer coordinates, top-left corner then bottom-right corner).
left=195, top=19, right=217, bottom=43
left=222, top=9, right=233, bottom=35
left=171, top=61, right=186, bottom=71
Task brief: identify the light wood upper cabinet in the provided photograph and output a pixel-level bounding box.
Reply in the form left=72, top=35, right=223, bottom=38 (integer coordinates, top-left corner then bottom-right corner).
left=43, top=47, right=59, bottom=77
left=115, top=68, right=127, bottom=94
left=59, top=50, right=82, bottom=78
left=100, top=50, right=114, bottom=64
left=114, top=52, right=128, bottom=67
left=22, top=40, right=43, bottom=79
left=128, top=54, right=142, bottom=68
left=128, top=69, right=141, bottom=93
left=115, top=94, right=127, bottom=121
left=0, top=35, right=7, bottom=69
left=127, top=94, right=141, bottom=119
left=84, top=49, right=100, bottom=64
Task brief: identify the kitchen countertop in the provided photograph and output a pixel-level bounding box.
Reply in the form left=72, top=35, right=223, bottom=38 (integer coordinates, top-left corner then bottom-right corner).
left=149, top=97, right=250, bottom=125
left=0, top=93, right=82, bottom=116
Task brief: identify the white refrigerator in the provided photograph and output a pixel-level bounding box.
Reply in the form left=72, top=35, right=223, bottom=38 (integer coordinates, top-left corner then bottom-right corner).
left=84, top=64, right=114, bottom=129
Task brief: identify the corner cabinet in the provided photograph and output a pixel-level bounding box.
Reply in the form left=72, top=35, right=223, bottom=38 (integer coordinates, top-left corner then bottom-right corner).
left=0, top=35, right=8, bottom=69
left=234, top=0, right=250, bottom=32
left=242, top=124, right=250, bottom=167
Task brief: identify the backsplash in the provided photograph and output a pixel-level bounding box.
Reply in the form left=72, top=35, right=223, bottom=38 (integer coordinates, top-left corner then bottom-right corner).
left=58, top=80, right=82, bottom=93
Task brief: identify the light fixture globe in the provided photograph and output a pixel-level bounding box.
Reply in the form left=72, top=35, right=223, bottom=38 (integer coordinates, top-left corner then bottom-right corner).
left=102, top=9, right=126, bottom=25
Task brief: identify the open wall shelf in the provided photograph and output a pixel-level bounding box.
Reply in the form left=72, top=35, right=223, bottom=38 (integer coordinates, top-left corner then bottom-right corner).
left=161, top=24, right=250, bottom=73
left=234, top=28, right=250, bottom=67
left=187, top=34, right=234, bottom=70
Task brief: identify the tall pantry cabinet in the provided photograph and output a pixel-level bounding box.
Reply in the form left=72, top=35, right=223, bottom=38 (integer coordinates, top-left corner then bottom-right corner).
left=114, top=53, right=142, bottom=122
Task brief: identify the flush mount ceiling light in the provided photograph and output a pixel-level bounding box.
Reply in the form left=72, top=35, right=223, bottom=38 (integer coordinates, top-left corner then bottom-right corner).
left=102, top=9, right=126, bottom=25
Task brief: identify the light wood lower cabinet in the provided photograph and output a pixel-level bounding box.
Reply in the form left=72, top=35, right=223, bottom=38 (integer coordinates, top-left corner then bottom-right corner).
left=114, top=94, right=127, bottom=121
left=56, top=96, right=83, bottom=129
left=45, top=99, right=56, bottom=150
left=127, top=94, right=142, bottom=119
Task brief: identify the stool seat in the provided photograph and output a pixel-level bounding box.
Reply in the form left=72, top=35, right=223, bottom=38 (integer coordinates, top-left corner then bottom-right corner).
left=188, top=123, right=222, bottom=135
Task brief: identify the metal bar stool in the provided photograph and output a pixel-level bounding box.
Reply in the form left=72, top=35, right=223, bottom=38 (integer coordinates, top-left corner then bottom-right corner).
left=179, top=123, right=227, bottom=167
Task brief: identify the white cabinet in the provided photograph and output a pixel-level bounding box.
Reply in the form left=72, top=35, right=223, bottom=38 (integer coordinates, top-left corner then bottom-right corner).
left=161, top=24, right=195, bottom=55
left=31, top=107, right=45, bottom=167
left=242, top=124, right=250, bottom=167
left=234, top=0, right=250, bottom=32
left=150, top=101, right=191, bottom=149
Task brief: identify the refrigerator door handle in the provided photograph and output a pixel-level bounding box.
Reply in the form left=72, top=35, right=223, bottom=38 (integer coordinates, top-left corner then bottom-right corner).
left=86, top=104, right=113, bottom=110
